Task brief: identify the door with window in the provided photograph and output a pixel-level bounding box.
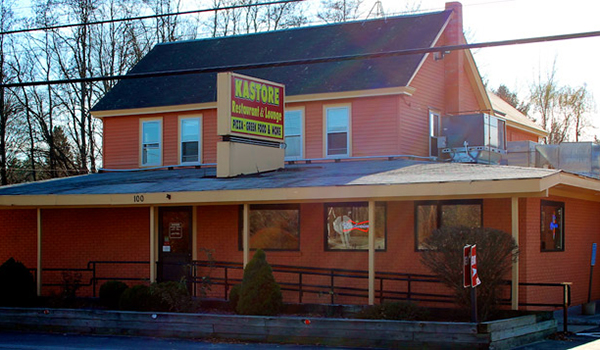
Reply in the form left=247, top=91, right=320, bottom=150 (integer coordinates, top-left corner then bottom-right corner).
left=158, top=207, right=193, bottom=284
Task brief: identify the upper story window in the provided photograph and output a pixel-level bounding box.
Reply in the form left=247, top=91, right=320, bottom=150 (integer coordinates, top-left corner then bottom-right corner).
left=325, top=105, right=350, bottom=157
left=141, top=119, right=162, bottom=166
left=429, top=110, right=441, bottom=157
left=180, top=116, right=202, bottom=164
left=540, top=200, right=564, bottom=252
left=284, top=109, right=303, bottom=160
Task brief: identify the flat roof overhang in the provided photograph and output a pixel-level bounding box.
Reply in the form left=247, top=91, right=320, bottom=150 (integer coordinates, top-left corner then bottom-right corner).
left=1, top=160, right=599, bottom=209
left=0, top=173, right=594, bottom=209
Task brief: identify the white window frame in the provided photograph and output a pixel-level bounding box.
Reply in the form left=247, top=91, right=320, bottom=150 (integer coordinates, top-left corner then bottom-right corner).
left=324, top=104, right=351, bottom=158
left=485, top=115, right=507, bottom=149
left=140, top=118, right=162, bottom=167
left=284, top=108, right=304, bottom=160
left=429, top=110, right=441, bottom=157
left=179, top=115, right=202, bottom=165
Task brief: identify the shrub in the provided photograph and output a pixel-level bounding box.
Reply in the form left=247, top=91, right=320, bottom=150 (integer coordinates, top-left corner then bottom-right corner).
left=356, top=301, right=429, bottom=321
left=420, top=226, right=518, bottom=321
left=151, top=281, right=196, bottom=312
left=61, top=271, right=82, bottom=300
left=228, top=284, right=242, bottom=311
left=118, top=281, right=197, bottom=312
left=99, top=281, right=129, bottom=309
left=236, top=249, right=283, bottom=316
left=119, top=285, right=155, bottom=311
left=0, top=258, right=36, bottom=307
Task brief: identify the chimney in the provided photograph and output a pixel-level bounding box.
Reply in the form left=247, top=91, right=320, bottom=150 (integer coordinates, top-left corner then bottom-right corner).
left=444, top=2, right=465, bottom=115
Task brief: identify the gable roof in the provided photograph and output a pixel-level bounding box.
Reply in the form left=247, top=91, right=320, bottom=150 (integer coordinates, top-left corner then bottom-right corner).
left=92, top=11, right=452, bottom=113
left=488, top=91, right=547, bottom=137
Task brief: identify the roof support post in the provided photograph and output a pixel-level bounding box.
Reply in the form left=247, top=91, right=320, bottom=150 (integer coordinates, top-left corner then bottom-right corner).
left=511, top=197, right=519, bottom=310
left=368, top=200, right=375, bottom=305
left=192, top=206, right=198, bottom=261
left=36, top=208, right=42, bottom=297
left=243, top=204, right=249, bottom=267
left=150, top=206, right=156, bottom=283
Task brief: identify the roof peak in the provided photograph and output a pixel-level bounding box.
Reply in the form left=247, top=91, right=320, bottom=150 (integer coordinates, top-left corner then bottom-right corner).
left=155, top=9, right=449, bottom=47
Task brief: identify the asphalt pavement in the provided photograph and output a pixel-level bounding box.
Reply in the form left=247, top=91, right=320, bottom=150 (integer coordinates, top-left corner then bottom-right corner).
left=0, top=331, right=348, bottom=350
left=513, top=304, right=600, bottom=350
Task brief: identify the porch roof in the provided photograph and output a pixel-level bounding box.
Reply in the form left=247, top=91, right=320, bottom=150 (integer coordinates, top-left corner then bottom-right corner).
left=2, top=159, right=597, bottom=208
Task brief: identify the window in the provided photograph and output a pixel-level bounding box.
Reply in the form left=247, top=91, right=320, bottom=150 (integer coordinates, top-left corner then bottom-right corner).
left=325, top=202, right=386, bottom=251
left=415, top=200, right=482, bottom=250
left=540, top=200, right=564, bottom=252
left=239, top=204, right=300, bottom=251
left=429, top=110, right=441, bottom=157
left=325, top=105, right=350, bottom=157
left=141, top=119, right=161, bottom=166
left=180, top=117, right=201, bottom=164
left=284, top=109, right=303, bottom=160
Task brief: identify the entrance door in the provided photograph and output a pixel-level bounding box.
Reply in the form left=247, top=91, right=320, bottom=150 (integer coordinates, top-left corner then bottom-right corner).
left=158, top=207, right=193, bottom=284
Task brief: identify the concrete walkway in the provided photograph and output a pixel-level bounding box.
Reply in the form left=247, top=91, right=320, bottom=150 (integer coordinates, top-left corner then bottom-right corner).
left=514, top=303, right=600, bottom=349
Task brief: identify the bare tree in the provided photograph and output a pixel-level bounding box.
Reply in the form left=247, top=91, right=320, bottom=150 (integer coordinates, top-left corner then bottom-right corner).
left=0, top=0, right=17, bottom=185
left=559, top=85, right=594, bottom=142
left=317, top=0, right=363, bottom=23
left=529, top=65, right=561, bottom=144
left=529, top=63, right=596, bottom=144
left=207, top=0, right=307, bottom=37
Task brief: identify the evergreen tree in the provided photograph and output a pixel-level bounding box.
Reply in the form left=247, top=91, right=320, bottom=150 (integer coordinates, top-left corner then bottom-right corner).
left=236, top=249, right=283, bottom=316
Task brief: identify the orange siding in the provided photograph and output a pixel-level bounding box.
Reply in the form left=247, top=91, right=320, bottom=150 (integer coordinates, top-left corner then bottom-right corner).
left=352, top=96, right=398, bottom=156
left=302, top=101, right=324, bottom=159
left=102, top=110, right=218, bottom=169
left=508, top=127, right=540, bottom=142
left=102, top=116, right=140, bottom=169
left=203, top=109, right=218, bottom=163
left=401, top=53, right=446, bottom=156
left=458, top=65, right=481, bottom=113
left=163, top=113, right=178, bottom=166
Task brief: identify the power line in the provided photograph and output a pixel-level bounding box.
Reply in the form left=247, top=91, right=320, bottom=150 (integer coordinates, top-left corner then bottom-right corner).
left=2, top=29, right=600, bottom=89
left=1, top=0, right=306, bottom=36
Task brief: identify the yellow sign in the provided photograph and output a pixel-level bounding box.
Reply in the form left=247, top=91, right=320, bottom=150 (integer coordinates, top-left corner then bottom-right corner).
left=217, top=72, right=285, bottom=142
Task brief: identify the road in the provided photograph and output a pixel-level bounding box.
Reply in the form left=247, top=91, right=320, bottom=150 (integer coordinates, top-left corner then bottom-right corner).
left=0, top=331, right=347, bottom=350
left=3, top=329, right=600, bottom=349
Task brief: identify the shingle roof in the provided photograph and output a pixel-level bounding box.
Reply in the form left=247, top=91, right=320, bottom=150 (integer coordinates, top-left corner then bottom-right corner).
left=488, top=91, right=546, bottom=136
left=92, top=11, right=451, bottom=112
left=0, top=159, right=559, bottom=196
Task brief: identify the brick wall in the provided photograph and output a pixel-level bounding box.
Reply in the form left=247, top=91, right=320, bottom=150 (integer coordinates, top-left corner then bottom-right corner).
left=0, top=209, right=38, bottom=269
left=40, top=208, right=150, bottom=296
left=4, top=196, right=597, bottom=307
left=519, top=196, right=600, bottom=308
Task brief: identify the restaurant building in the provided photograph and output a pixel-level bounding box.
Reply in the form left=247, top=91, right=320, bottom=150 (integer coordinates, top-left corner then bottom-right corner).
left=0, top=2, right=597, bottom=310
